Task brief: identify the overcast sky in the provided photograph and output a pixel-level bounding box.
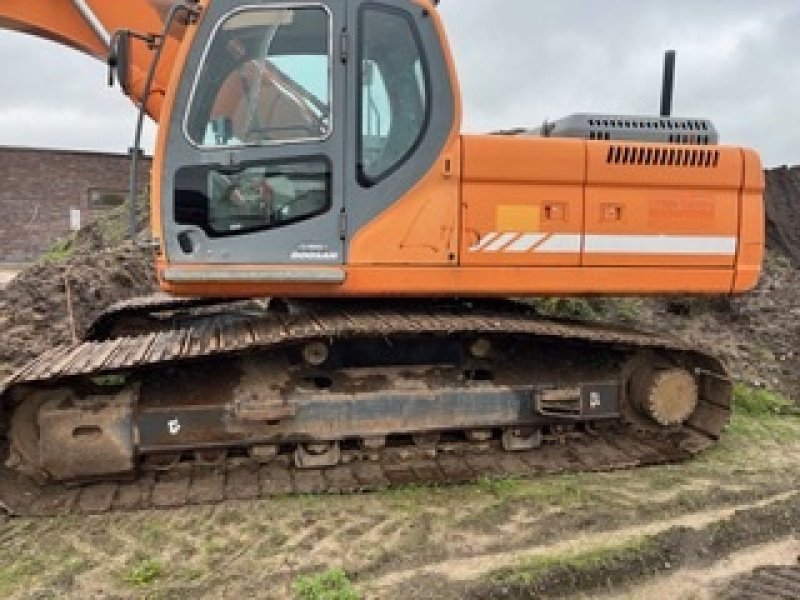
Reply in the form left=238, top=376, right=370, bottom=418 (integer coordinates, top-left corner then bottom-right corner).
left=0, top=0, right=797, bottom=166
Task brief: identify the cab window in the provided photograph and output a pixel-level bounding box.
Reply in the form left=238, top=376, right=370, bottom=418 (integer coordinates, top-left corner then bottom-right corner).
left=186, top=7, right=331, bottom=147
left=175, top=158, right=331, bottom=237
left=358, top=6, right=429, bottom=185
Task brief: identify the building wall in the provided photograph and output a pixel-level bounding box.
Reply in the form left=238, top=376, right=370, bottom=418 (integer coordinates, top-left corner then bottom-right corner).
left=0, top=146, right=151, bottom=263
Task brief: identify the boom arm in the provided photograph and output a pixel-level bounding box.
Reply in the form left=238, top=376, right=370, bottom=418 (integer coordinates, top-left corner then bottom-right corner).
left=0, top=0, right=188, bottom=120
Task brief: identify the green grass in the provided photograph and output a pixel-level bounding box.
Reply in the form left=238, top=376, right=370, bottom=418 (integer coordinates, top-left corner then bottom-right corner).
left=121, top=557, right=163, bottom=587
left=733, top=384, right=797, bottom=417
left=489, top=536, right=653, bottom=586
left=39, top=235, right=77, bottom=263
left=477, top=475, right=522, bottom=496
left=529, top=298, right=604, bottom=321
left=293, top=568, right=360, bottom=600
left=0, top=557, right=42, bottom=595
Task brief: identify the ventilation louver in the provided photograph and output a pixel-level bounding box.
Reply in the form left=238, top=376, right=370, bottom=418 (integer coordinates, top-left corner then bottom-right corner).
left=605, top=145, right=720, bottom=168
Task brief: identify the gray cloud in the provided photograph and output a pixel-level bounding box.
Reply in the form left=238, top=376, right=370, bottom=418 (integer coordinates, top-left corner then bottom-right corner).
left=0, top=1, right=797, bottom=166
left=0, top=32, right=156, bottom=153
left=439, top=0, right=799, bottom=166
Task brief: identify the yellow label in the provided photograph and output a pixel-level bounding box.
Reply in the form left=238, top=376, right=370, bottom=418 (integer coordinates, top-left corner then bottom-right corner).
left=496, top=205, right=540, bottom=231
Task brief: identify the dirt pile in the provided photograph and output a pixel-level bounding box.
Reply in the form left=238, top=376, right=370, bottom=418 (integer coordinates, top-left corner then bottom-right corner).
left=616, top=251, right=800, bottom=400
left=0, top=206, right=156, bottom=378
left=765, top=165, right=800, bottom=265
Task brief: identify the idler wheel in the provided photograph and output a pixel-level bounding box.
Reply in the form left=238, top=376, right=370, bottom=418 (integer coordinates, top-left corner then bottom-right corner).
left=633, top=367, right=698, bottom=427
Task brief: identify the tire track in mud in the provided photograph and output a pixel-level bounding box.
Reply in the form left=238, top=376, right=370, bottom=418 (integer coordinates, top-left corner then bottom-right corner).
left=596, top=538, right=799, bottom=600
left=363, top=491, right=800, bottom=596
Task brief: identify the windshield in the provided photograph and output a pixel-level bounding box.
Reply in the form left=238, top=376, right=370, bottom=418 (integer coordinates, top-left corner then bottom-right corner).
left=185, top=6, right=331, bottom=147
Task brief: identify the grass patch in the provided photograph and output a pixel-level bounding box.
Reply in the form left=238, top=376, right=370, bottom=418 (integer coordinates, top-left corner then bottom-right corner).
left=39, top=235, right=77, bottom=263
left=733, top=384, right=797, bottom=417
left=489, top=536, right=653, bottom=587
left=0, top=557, right=42, bottom=595
left=293, top=568, right=360, bottom=600
left=121, top=556, right=163, bottom=587
left=529, top=298, right=605, bottom=321
left=477, top=476, right=521, bottom=496
left=513, top=474, right=592, bottom=508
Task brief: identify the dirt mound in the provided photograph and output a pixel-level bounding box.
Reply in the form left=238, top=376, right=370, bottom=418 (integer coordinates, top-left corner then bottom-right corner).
left=0, top=207, right=156, bottom=378
left=614, top=252, right=800, bottom=400
left=765, top=166, right=800, bottom=265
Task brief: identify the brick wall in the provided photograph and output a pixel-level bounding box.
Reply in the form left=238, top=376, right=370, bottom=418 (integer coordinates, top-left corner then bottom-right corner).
left=0, top=146, right=152, bottom=263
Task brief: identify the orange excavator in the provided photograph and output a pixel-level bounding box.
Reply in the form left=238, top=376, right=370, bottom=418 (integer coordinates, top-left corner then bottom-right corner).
left=0, top=1, right=764, bottom=515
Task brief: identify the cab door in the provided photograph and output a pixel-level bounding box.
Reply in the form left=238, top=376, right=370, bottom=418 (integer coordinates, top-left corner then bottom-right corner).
left=160, top=1, right=347, bottom=269
left=342, top=0, right=460, bottom=266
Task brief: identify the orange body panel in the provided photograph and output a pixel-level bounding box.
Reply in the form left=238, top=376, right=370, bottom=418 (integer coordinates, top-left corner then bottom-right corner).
left=734, top=148, right=767, bottom=292
left=157, top=260, right=737, bottom=298
left=583, top=142, right=742, bottom=268
left=347, top=136, right=462, bottom=265
left=461, top=136, right=585, bottom=267
left=158, top=136, right=765, bottom=298
left=347, top=0, right=463, bottom=266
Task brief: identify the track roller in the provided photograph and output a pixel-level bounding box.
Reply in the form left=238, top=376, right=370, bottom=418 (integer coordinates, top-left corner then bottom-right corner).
left=294, top=442, right=341, bottom=469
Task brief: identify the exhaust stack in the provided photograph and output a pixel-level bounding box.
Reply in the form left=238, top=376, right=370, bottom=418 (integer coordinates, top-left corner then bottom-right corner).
left=661, top=50, right=676, bottom=117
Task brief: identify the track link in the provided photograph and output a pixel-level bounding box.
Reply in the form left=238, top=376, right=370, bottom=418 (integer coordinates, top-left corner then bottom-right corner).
left=0, top=426, right=705, bottom=517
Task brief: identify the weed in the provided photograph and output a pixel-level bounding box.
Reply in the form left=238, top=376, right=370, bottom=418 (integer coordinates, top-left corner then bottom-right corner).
left=489, top=536, right=652, bottom=586
left=733, top=384, right=796, bottom=417
left=529, top=298, right=602, bottom=321
left=293, top=568, right=360, bottom=600
left=122, top=557, right=163, bottom=587
left=0, top=558, right=41, bottom=594
left=477, top=476, right=521, bottom=496
left=39, top=235, right=76, bottom=263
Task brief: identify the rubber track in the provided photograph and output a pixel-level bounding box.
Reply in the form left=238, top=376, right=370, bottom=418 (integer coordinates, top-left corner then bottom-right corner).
left=726, top=566, right=800, bottom=599
left=0, top=303, right=728, bottom=517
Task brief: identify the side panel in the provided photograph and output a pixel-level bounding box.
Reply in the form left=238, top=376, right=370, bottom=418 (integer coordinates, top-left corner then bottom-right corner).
left=584, top=143, right=742, bottom=268
left=461, top=135, right=585, bottom=266
left=733, top=148, right=766, bottom=292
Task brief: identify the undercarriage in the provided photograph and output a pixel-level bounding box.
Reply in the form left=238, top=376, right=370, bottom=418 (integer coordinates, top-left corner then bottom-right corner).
left=0, top=298, right=731, bottom=517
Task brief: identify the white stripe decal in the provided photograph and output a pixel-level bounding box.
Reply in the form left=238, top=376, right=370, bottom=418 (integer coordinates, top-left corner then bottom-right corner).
left=506, top=234, right=546, bottom=253
left=536, top=234, right=582, bottom=253
left=484, top=232, right=519, bottom=252
left=469, top=232, right=500, bottom=252
left=584, top=235, right=737, bottom=255
left=469, top=232, right=737, bottom=256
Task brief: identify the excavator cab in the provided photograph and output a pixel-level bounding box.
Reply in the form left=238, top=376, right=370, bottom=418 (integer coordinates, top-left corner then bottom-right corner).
left=154, top=0, right=458, bottom=291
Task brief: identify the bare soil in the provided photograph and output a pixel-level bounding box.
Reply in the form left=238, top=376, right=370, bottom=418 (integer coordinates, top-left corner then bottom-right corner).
left=0, top=270, right=19, bottom=289
left=0, top=207, right=156, bottom=379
